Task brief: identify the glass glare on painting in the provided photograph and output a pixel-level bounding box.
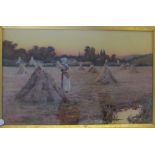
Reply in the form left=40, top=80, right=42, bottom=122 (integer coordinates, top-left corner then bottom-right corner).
left=2, top=29, right=153, bottom=125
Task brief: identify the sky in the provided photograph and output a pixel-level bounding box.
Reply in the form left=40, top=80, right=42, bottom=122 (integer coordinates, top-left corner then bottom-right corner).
left=3, top=29, right=153, bottom=56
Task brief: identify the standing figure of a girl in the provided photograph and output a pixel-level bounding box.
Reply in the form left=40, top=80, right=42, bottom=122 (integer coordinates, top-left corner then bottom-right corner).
left=57, top=58, right=71, bottom=93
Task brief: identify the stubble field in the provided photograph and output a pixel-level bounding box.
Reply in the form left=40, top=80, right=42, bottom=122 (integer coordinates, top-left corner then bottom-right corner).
left=3, top=66, right=152, bottom=125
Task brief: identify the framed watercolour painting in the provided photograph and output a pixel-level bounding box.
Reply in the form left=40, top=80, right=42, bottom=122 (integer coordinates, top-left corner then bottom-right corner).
left=0, top=26, right=154, bottom=128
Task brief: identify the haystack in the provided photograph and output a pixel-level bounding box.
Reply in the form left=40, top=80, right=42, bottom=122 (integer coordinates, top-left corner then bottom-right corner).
left=16, top=66, right=67, bottom=104
left=88, top=65, right=98, bottom=73
left=129, top=65, right=138, bottom=73
left=17, top=63, right=28, bottom=74
left=120, top=64, right=127, bottom=70
left=78, top=63, right=85, bottom=70
left=36, top=61, right=43, bottom=69
left=117, top=59, right=120, bottom=65
left=29, top=56, right=37, bottom=66
left=96, top=65, right=117, bottom=84
left=16, top=57, right=22, bottom=65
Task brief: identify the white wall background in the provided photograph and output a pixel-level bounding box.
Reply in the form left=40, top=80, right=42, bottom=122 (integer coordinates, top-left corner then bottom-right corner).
left=0, top=0, right=155, bottom=25
left=0, top=0, right=155, bottom=155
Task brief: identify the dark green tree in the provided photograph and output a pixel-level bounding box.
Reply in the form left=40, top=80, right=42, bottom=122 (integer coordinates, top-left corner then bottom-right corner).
left=3, top=40, right=18, bottom=59
left=110, top=54, right=117, bottom=62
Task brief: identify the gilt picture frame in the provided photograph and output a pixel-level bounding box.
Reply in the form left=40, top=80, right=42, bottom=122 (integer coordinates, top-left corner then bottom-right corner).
left=0, top=26, right=155, bottom=128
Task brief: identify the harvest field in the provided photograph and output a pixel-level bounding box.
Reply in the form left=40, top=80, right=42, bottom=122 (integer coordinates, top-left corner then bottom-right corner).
left=3, top=66, right=152, bottom=125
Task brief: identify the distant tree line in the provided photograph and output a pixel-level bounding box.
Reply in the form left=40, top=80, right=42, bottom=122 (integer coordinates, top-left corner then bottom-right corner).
left=78, top=46, right=119, bottom=65
left=3, top=40, right=120, bottom=65
left=3, top=40, right=56, bottom=63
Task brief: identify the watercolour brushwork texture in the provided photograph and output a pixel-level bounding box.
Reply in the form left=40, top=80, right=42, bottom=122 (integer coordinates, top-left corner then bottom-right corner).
left=2, top=29, right=153, bottom=125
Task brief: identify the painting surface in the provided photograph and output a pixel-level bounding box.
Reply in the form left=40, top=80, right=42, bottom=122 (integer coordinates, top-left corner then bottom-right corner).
left=2, top=29, right=153, bottom=125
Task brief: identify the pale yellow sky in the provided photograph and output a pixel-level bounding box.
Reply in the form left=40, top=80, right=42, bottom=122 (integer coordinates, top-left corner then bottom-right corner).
left=3, top=29, right=152, bottom=56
